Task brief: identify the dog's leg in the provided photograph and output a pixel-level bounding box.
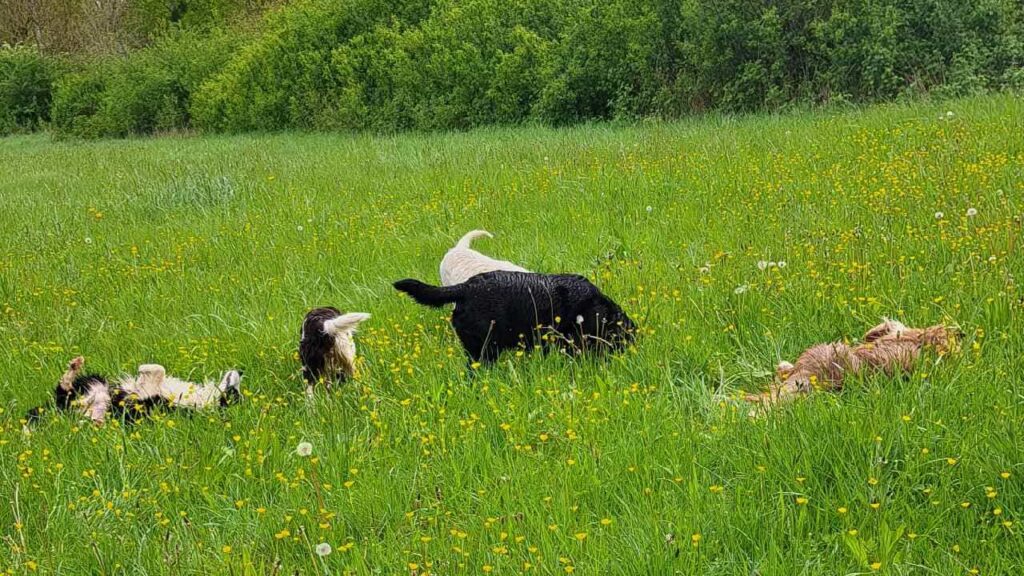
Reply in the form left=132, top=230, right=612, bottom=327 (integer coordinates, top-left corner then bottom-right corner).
left=60, top=356, right=85, bottom=391
left=218, top=370, right=242, bottom=406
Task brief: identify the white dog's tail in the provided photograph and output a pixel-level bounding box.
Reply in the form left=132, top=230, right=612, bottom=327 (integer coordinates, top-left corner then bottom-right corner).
left=323, top=312, right=371, bottom=336
left=455, top=230, right=493, bottom=249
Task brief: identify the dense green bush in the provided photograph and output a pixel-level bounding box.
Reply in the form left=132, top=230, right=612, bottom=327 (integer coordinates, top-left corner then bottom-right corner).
left=52, top=30, right=241, bottom=137
left=20, top=0, right=1024, bottom=137
left=191, top=0, right=436, bottom=132
left=0, top=45, right=62, bottom=134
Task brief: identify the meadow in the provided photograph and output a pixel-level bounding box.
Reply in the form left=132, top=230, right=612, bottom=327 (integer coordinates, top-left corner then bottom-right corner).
left=1, top=94, right=1022, bottom=574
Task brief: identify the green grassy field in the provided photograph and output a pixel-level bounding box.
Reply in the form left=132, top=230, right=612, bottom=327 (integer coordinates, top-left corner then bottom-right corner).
left=1, top=95, right=1022, bottom=575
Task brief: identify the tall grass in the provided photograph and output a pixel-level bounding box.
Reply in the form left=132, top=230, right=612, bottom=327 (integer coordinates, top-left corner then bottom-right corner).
left=0, top=95, right=1022, bottom=574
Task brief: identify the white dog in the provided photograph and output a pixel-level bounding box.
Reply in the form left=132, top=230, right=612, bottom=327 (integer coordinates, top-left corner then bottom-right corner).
left=439, top=230, right=529, bottom=286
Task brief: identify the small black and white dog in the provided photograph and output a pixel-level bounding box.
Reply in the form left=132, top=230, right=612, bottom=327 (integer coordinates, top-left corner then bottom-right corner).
left=393, top=271, right=635, bottom=364
left=299, top=307, right=371, bottom=393
left=24, top=356, right=242, bottom=426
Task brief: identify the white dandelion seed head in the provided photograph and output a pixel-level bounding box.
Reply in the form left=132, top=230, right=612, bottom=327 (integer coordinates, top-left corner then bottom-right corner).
left=576, top=315, right=584, bottom=324
left=768, top=261, right=777, bottom=268
left=698, top=266, right=710, bottom=275
left=777, top=261, right=787, bottom=269
left=315, top=542, right=332, bottom=557
left=646, top=205, right=653, bottom=213
left=734, top=285, right=748, bottom=295
left=935, top=211, right=944, bottom=220
left=757, top=260, right=768, bottom=271
left=966, top=208, right=978, bottom=217
left=84, top=237, right=93, bottom=244
left=296, top=442, right=313, bottom=457
left=946, top=111, right=955, bottom=118
left=297, top=225, right=304, bottom=232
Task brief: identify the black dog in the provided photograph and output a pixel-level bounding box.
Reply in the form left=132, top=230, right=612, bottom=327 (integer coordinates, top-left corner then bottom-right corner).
left=299, top=308, right=371, bottom=392
left=393, top=271, right=634, bottom=364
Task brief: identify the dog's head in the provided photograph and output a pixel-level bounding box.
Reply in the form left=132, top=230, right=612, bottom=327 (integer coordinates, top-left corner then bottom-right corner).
left=582, top=295, right=636, bottom=350
left=919, top=324, right=962, bottom=354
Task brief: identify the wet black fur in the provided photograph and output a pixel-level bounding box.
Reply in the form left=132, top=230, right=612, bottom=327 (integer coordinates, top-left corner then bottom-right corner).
left=393, top=271, right=635, bottom=364
left=300, top=307, right=346, bottom=386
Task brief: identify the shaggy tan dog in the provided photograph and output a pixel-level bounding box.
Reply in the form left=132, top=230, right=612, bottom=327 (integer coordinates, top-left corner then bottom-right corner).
left=439, top=230, right=529, bottom=286
left=746, top=319, right=959, bottom=411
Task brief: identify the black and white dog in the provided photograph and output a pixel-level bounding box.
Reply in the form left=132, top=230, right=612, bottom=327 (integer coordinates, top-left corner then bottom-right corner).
left=299, top=308, right=371, bottom=393
left=393, top=271, right=634, bottom=364
left=24, top=356, right=242, bottom=426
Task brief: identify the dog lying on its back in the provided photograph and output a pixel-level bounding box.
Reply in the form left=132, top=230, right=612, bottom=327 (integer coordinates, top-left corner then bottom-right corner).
left=439, top=230, right=529, bottom=286
left=25, top=356, right=242, bottom=426
left=394, top=271, right=635, bottom=364
left=299, top=307, right=371, bottom=393
left=746, top=318, right=959, bottom=412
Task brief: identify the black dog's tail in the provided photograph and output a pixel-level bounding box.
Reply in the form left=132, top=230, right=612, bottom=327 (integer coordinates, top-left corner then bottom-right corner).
left=393, top=279, right=464, bottom=308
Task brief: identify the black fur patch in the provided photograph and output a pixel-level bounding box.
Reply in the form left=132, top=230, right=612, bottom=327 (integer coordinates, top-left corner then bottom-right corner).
left=394, top=271, right=635, bottom=364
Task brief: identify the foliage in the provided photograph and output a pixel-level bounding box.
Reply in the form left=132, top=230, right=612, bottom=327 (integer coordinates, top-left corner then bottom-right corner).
left=6, top=0, right=1024, bottom=136
left=52, top=30, right=242, bottom=137
left=0, top=45, right=62, bottom=134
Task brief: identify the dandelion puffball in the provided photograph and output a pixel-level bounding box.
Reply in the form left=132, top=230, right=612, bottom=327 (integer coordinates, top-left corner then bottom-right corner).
left=296, top=442, right=313, bottom=457
left=315, top=542, right=332, bottom=557
left=757, top=260, right=768, bottom=271
left=967, top=207, right=978, bottom=217
left=935, top=211, right=944, bottom=220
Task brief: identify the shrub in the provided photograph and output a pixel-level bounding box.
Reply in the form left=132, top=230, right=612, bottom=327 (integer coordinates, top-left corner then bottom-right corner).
left=192, top=0, right=434, bottom=133
left=37, top=0, right=1024, bottom=137
left=52, top=29, right=241, bottom=137
left=0, top=45, right=62, bottom=134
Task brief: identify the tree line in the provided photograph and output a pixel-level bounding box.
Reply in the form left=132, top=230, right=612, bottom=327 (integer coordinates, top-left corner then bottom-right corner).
left=2, top=0, right=1022, bottom=137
